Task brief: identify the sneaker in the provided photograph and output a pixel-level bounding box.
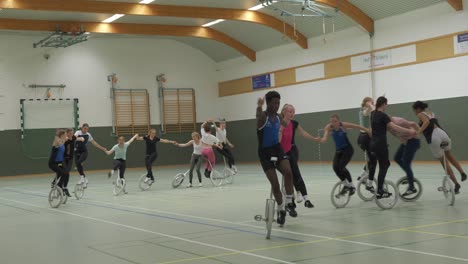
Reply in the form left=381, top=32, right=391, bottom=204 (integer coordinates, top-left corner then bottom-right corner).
left=285, top=203, right=298, bottom=217
left=339, top=186, right=349, bottom=196
left=204, top=169, right=210, bottom=178
left=63, top=188, right=71, bottom=197
left=304, top=200, right=314, bottom=208
left=296, top=191, right=304, bottom=203
left=123, top=189, right=128, bottom=194
left=376, top=190, right=392, bottom=199
left=198, top=183, right=203, bottom=187
left=291, top=199, right=297, bottom=209
left=277, top=210, right=286, bottom=226
left=232, top=165, right=238, bottom=174
left=348, top=186, right=356, bottom=196
left=402, top=187, right=417, bottom=197
left=83, top=177, right=89, bottom=189
left=186, top=183, right=192, bottom=188
left=144, top=177, right=151, bottom=183
left=462, top=173, right=467, bottom=182
left=455, top=183, right=461, bottom=194
left=365, top=185, right=375, bottom=193
left=78, top=176, right=85, bottom=185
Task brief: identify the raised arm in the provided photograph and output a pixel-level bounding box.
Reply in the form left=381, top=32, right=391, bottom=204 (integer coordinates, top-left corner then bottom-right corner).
left=127, top=134, right=139, bottom=144
left=297, top=125, right=320, bottom=142
left=256, top=97, right=267, bottom=129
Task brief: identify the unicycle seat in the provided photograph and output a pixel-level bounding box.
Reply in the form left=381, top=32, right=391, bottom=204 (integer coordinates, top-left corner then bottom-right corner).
left=440, top=141, right=449, bottom=148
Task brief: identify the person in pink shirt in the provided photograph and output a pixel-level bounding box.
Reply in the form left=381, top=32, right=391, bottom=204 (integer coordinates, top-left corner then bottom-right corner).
left=389, top=116, right=421, bottom=197
left=280, top=104, right=318, bottom=208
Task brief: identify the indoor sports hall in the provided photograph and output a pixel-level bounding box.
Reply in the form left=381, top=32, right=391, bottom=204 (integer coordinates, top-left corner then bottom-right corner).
left=1, top=1, right=468, bottom=263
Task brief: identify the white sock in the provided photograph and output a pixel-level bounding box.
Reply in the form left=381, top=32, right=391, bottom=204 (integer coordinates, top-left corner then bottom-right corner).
left=286, top=195, right=293, bottom=204
left=303, top=195, right=308, bottom=200
left=278, top=202, right=285, bottom=211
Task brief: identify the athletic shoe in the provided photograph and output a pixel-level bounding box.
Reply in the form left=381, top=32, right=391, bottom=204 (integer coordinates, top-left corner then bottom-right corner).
left=402, top=188, right=417, bottom=197
left=277, top=210, right=286, bottom=226
left=455, top=183, right=461, bottom=194
left=296, top=191, right=304, bottom=203
left=232, top=165, right=238, bottom=174
left=78, top=176, right=85, bottom=185
left=376, top=190, right=392, bottom=199
left=348, top=186, right=356, bottom=196
left=291, top=199, right=296, bottom=209
left=63, top=188, right=71, bottom=197
left=144, top=177, right=151, bottom=183
left=462, top=173, right=467, bottom=182
left=83, top=177, right=89, bottom=189
left=339, top=186, right=349, bottom=196
left=304, top=200, right=314, bottom=208
left=286, top=203, right=298, bottom=217
left=204, top=169, right=210, bottom=178
left=198, top=183, right=203, bottom=187
left=186, top=183, right=192, bottom=188
left=365, top=185, right=375, bottom=193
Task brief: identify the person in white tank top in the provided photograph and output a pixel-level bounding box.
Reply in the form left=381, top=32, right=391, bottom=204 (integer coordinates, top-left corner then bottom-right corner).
left=211, top=118, right=237, bottom=173
left=176, top=132, right=204, bottom=187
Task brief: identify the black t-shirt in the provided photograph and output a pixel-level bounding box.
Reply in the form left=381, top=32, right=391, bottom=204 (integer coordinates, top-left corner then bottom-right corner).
left=144, top=136, right=160, bottom=155
left=64, top=135, right=76, bottom=159
left=370, top=110, right=391, bottom=141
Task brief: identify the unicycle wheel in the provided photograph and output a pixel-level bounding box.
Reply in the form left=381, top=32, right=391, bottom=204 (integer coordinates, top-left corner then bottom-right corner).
left=357, top=176, right=376, bottom=202
left=172, top=173, right=185, bottom=188
left=330, top=182, right=351, bottom=208
left=74, top=183, right=85, bottom=200
left=441, top=176, right=455, bottom=206
left=113, top=178, right=126, bottom=196
left=375, top=180, right=399, bottom=210
left=265, top=199, right=275, bottom=239
left=48, top=186, right=64, bottom=208
left=397, top=177, right=423, bottom=202
left=138, top=174, right=152, bottom=191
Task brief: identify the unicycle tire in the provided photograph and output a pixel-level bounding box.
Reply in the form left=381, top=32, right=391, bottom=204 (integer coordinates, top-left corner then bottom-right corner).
left=74, top=183, right=85, bottom=200
left=113, top=178, right=126, bottom=196
left=441, top=176, right=455, bottom=206
left=330, top=182, right=351, bottom=208
left=138, top=174, right=152, bottom=191
left=172, top=173, right=185, bottom=188
left=357, top=176, right=376, bottom=202
left=265, top=199, right=275, bottom=239
left=210, top=170, right=223, bottom=186
left=48, top=186, right=64, bottom=208
left=397, top=177, right=423, bottom=202
left=375, top=180, right=399, bottom=209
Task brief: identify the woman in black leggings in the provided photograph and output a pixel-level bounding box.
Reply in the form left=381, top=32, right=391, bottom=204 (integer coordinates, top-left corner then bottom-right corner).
left=49, top=130, right=68, bottom=193
left=357, top=97, right=376, bottom=180
left=368, top=97, right=416, bottom=198
left=316, top=114, right=370, bottom=195
left=280, top=104, right=318, bottom=208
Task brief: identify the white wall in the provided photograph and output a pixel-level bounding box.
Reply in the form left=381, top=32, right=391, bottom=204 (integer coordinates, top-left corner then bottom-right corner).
left=216, top=0, right=468, bottom=121
left=0, top=34, right=218, bottom=130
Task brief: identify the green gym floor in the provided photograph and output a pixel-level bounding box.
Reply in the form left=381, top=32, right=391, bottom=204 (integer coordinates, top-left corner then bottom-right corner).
left=1, top=163, right=468, bottom=264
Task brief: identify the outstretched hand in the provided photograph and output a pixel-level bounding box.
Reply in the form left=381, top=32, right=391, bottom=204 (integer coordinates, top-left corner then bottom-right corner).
left=257, top=97, right=265, bottom=107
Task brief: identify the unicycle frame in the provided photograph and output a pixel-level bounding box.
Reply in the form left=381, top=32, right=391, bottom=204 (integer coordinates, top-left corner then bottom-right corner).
left=439, top=144, right=455, bottom=206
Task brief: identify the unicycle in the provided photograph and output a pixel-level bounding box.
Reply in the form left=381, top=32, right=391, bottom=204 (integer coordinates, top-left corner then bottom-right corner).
left=375, top=179, right=399, bottom=209
left=49, top=176, right=66, bottom=208
left=397, top=176, right=423, bottom=202
left=138, top=173, right=154, bottom=191
left=222, top=157, right=235, bottom=184
left=438, top=142, right=455, bottom=206
left=330, top=181, right=352, bottom=208
left=255, top=197, right=276, bottom=239
left=111, top=170, right=126, bottom=196
left=356, top=175, right=376, bottom=202
left=73, top=183, right=85, bottom=200
left=172, top=170, right=189, bottom=188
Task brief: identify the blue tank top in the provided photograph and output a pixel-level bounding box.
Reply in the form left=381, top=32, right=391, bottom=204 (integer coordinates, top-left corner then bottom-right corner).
left=55, top=144, right=65, bottom=162
left=258, top=113, right=280, bottom=148
left=331, top=124, right=349, bottom=150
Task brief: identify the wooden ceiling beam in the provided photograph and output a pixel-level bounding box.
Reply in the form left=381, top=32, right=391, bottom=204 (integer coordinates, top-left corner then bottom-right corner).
left=0, top=18, right=256, bottom=61
left=447, top=0, right=463, bottom=11
left=316, top=0, right=374, bottom=35
left=0, top=0, right=308, bottom=49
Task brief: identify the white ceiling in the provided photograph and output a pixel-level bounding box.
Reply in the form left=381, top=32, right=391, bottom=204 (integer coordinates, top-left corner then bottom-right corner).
left=0, top=0, right=452, bottom=62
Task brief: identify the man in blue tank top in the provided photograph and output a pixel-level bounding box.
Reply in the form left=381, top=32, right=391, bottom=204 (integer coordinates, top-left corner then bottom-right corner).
left=256, top=91, right=297, bottom=226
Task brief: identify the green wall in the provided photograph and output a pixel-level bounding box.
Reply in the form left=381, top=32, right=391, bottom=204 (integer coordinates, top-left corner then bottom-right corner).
left=1, top=96, right=468, bottom=177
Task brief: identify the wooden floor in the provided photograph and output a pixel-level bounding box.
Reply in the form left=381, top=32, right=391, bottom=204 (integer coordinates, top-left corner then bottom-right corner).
left=1, top=163, right=468, bottom=264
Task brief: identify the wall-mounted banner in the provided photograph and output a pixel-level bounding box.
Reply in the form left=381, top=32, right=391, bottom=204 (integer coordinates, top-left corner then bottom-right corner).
left=252, top=73, right=275, bottom=90
left=454, top=33, right=468, bottom=54
left=351, top=50, right=392, bottom=72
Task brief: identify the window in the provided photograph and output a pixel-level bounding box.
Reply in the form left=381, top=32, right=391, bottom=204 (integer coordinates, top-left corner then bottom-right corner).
left=162, top=88, right=196, bottom=133
left=113, top=89, right=150, bottom=135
